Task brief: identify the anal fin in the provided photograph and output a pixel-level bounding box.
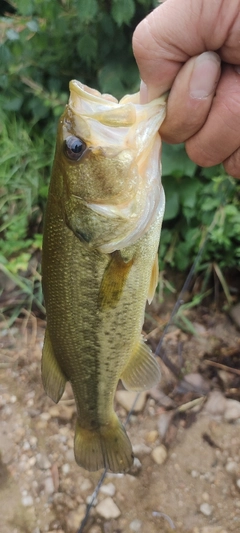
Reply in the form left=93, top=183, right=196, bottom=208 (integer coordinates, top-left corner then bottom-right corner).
left=121, top=338, right=161, bottom=392
left=41, top=328, right=67, bottom=403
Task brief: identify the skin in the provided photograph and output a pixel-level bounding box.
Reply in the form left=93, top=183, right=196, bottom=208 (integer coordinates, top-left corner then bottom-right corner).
left=133, top=0, right=240, bottom=178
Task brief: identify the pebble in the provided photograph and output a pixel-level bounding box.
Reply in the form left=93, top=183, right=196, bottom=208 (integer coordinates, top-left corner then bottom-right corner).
left=236, top=479, right=240, bottom=490
left=204, top=391, right=227, bottom=416
left=44, top=476, right=55, bottom=495
left=130, top=518, right=142, bottom=531
left=191, top=470, right=199, bottom=478
left=115, top=391, right=147, bottom=413
left=81, top=478, right=92, bottom=491
left=22, top=495, right=34, bottom=507
left=96, top=497, right=121, bottom=519
left=88, top=527, right=102, bottom=533
left=36, top=453, right=51, bottom=470
left=229, top=302, right=240, bottom=329
left=146, top=430, right=158, bottom=443
left=158, top=412, right=172, bottom=439
left=86, top=495, right=98, bottom=506
left=200, top=503, right=213, bottom=516
left=132, top=443, right=151, bottom=456
left=225, top=461, right=238, bottom=475
left=100, top=482, right=116, bottom=497
left=62, top=463, right=70, bottom=474
left=224, top=399, right=240, bottom=422
left=66, top=505, right=86, bottom=531
left=151, top=445, right=167, bottom=465
left=129, top=457, right=142, bottom=476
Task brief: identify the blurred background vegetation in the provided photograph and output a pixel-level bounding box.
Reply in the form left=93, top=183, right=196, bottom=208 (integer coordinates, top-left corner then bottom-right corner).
left=1, top=0, right=240, bottom=323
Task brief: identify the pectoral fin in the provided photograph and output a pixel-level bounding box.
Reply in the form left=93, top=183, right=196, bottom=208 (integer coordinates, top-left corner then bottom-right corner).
left=41, top=328, right=67, bottom=403
left=121, top=338, right=161, bottom=391
left=147, top=253, right=159, bottom=304
left=98, top=250, right=134, bottom=309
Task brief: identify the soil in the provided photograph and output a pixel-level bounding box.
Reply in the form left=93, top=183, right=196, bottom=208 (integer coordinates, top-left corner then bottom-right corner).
left=1, top=299, right=240, bottom=533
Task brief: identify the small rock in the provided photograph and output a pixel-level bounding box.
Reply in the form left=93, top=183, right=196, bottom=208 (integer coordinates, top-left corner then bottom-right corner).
left=132, top=443, right=151, bottom=456
left=115, top=391, right=147, bottom=413
left=204, top=391, right=227, bottom=416
left=225, top=461, right=238, bottom=475
left=88, top=527, right=102, bottom=533
left=44, top=476, right=55, bottom=495
left=200, top=503, right=213, bottom=516
left=191, top=470, right=199, bottom=478
left=146, top=430, right=158, bottom=443
left=100, top=482, right=116, bottom=497
left=66, top=505, right=86, bottom=531
left=81, top=478, right=92, bottom=491
left=224, top=399, right=240, bottom=421
left=130, top=518, right=142, bottom=531
left=96, top=497, right=121, bottom=519
left=22, top=495, right=34, bottom=507
left=229, top=302, right=240, bottom=329
left=36, top=453, right=51, bottom=470
left=65, top=449, right=75, bottom=462
left=183, top=373, right=210, bottom=394
left=128, top=457, right=142, bottom=476
left=158, top=412, right=173, bottom=439
left=62, top=463, right=70, bottom=474
left=86, top=495, right=98, bottom=506
left=151, top=445, right=167, bottom=465
left=236, top=479, right=240, bottom=490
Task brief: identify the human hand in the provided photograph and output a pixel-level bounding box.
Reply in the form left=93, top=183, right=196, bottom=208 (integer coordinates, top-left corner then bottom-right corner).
left=133, top=0, right=240, bottom=178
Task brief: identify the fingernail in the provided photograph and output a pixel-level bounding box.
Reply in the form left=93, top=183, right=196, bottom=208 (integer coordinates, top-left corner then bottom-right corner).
left=140, top=80, right=148, bottom=104
left=190, top=52, right=221, bottom=99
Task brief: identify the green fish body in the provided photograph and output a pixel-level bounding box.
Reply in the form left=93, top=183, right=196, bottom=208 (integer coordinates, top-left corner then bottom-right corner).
left=42, top=81, right=166, bottom=472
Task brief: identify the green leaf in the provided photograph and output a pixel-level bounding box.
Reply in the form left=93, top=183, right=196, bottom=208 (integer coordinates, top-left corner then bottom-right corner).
left=77, top=34, right=98, bottom=66
left=162, top=143, right=197, bottom=177
left=163, top=176, right=180, bottom=221
left=111, top=0, right=135, bottom=26
left=17, top=0, right=34, bottom=16
left=179, top=178, right=200, bottom=208
left=76, top=0, right=98, bottom=22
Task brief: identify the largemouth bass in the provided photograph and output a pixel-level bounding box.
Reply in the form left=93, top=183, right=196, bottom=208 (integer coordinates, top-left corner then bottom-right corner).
left=41, top=80, right=166, bottom=473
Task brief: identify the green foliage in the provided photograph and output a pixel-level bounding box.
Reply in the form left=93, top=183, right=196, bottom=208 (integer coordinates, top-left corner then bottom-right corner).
left=160, top=143, right=240, bottom=273
left=1, top=0, right=240, bottom=317
left=0, top=109, right=53, bottom=266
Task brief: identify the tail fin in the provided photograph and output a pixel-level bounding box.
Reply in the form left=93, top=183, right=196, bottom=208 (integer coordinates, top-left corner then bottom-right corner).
left=74, top=414, right=133, bottom=473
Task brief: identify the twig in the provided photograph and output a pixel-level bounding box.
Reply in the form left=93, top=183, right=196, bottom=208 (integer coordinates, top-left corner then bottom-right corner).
left=204, top=359, right=240, bottom=377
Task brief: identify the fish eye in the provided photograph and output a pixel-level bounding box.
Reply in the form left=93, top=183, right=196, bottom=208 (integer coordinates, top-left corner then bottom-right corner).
left=64, top=135, right=87, bottom=161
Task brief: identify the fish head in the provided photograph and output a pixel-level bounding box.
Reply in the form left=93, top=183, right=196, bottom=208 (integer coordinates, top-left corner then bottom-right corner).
left=53, top=80, right=166, bottom=252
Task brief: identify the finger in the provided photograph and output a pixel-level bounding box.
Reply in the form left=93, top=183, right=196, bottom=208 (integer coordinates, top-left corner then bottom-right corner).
left=133, top=0, right=240, bottom=99
left=185, top=65, right=240, bottom=167
left=160, top=52, right=221, bottom=144
left=223, top=149, right=240, bottom=179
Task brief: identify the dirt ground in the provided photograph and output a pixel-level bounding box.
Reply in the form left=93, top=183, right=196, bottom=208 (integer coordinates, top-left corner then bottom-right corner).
left=1, top=300, right=240, bottom=533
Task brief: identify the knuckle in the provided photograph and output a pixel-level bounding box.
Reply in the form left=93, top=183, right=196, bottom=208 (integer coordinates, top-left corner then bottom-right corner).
left=185, top=138, right=218, bottom=167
